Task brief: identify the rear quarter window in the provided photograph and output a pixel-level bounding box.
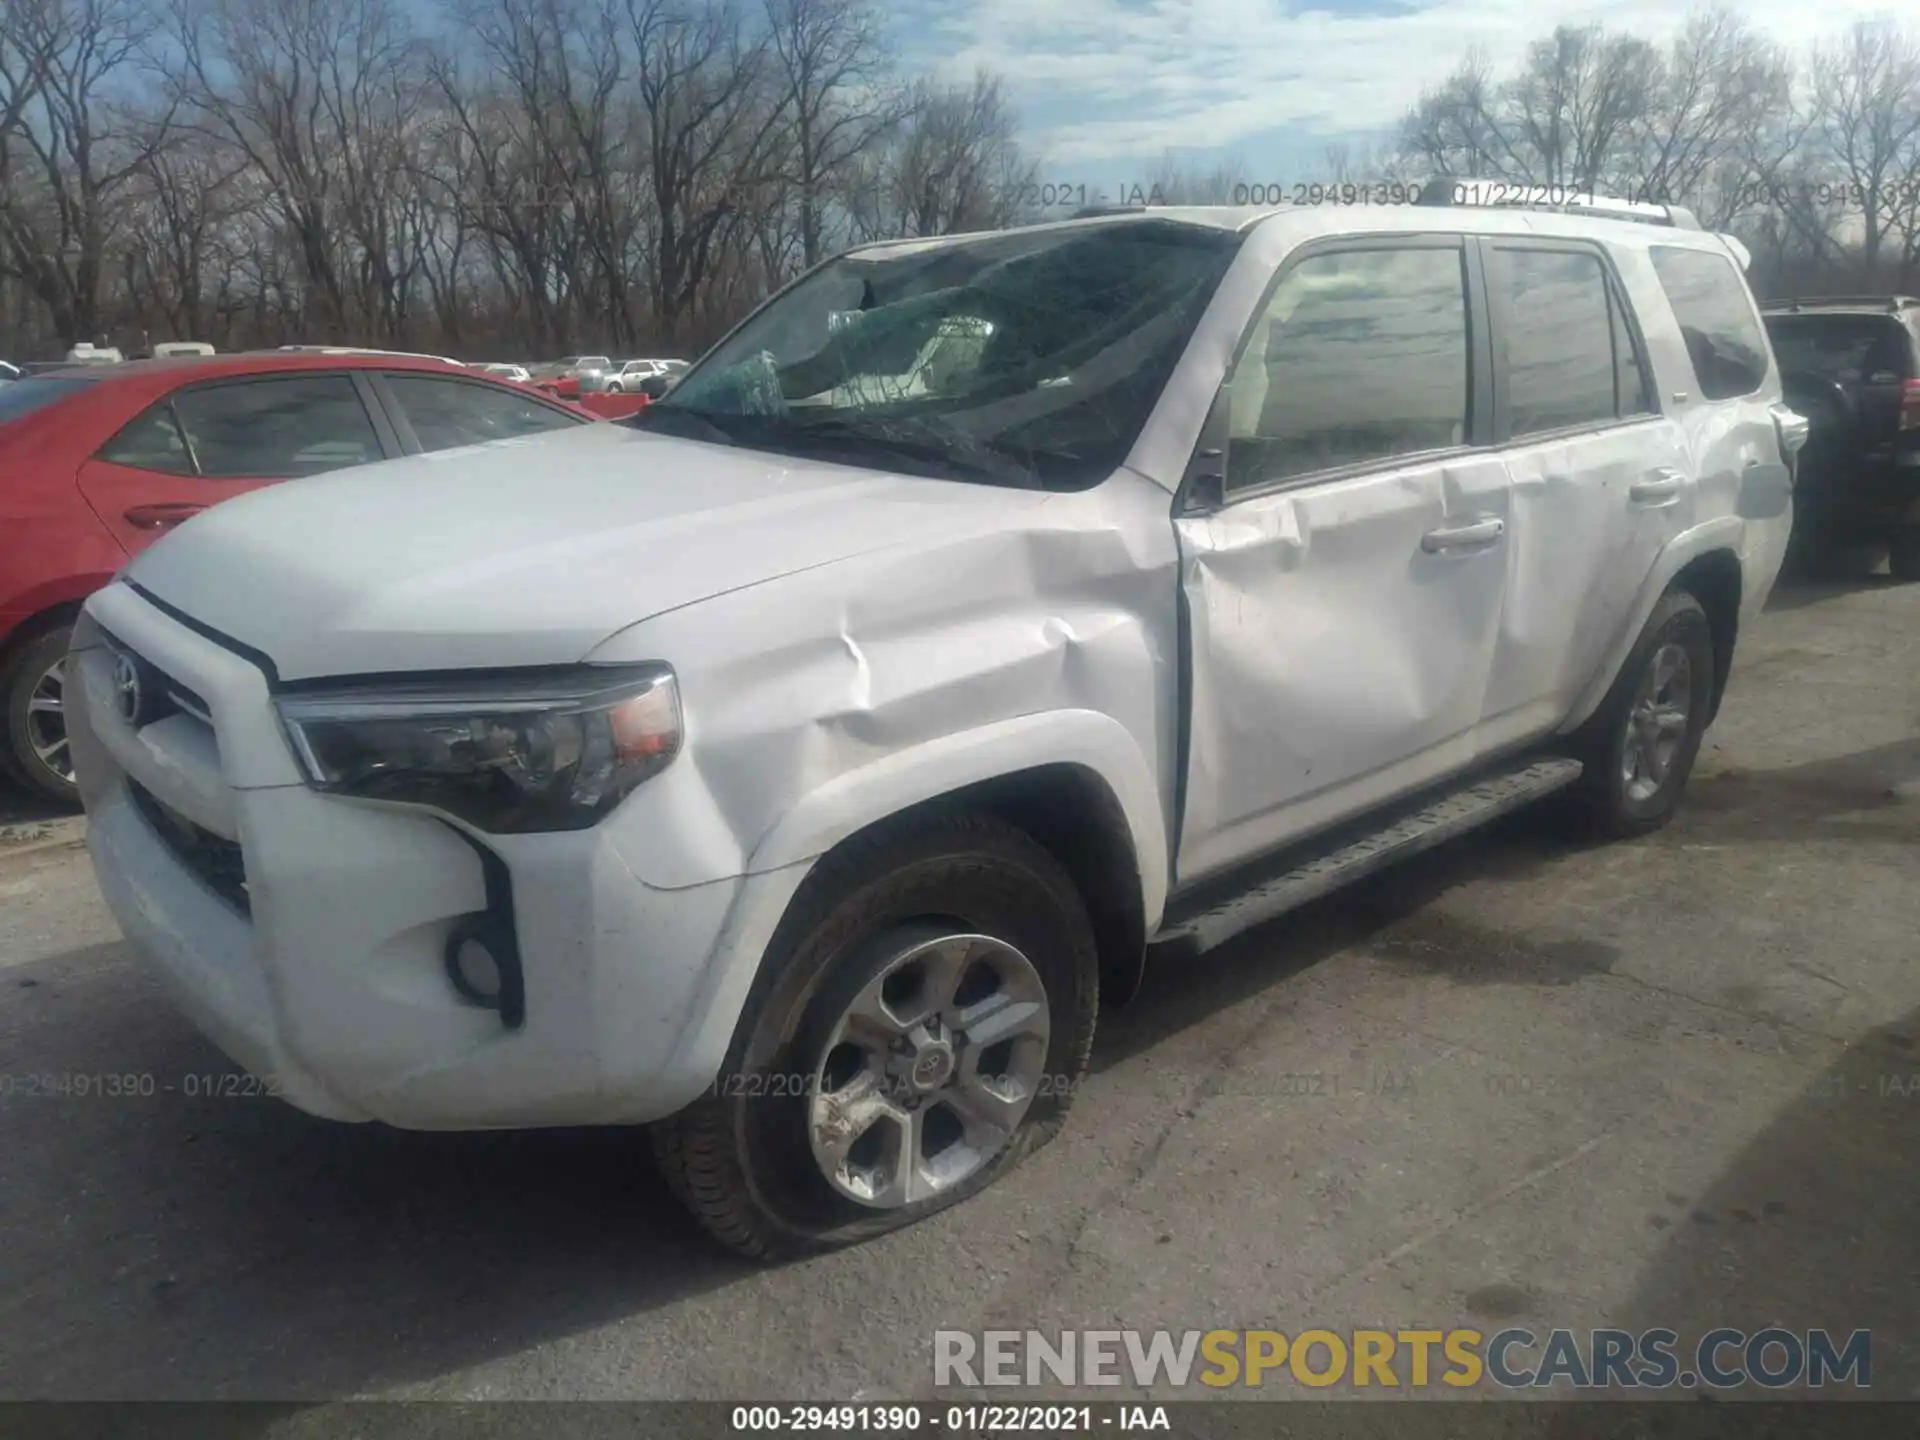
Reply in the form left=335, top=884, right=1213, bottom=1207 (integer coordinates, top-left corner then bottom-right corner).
left=1648, top=246, right=1771, bottom=401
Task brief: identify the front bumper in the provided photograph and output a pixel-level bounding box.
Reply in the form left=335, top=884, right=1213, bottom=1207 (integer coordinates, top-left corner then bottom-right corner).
left=69, top=583, right=808, bottom=1130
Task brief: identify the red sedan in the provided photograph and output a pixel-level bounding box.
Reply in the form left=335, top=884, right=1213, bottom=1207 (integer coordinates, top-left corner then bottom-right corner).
left=0, top=351, right=595, bottom=803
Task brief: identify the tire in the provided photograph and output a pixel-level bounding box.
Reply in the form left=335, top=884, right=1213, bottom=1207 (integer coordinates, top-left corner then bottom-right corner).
left=1890, top=530, right=1920, bottom=582
left=1562, top=591, right=1714, bottom=840
left=652, top=811, right=1100, bottom=1260
left=1, top=623, right=81, bottom=807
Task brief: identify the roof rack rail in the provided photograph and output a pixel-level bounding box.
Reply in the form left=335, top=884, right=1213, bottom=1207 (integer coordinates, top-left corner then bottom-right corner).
left=1069, top=203, right=1158, bottom=219
left=1762, top=294, right=1920, bottom=313
left=1411, top=178, right=1701, bottom=230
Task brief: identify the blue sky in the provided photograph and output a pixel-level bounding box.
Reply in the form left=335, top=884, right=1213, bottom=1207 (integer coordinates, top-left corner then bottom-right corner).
left=891, top=0, right=1907, bottom=197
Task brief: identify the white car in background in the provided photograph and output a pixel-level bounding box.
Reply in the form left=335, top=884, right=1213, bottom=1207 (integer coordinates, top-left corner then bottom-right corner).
left=476, top=363, right=533, bottom=383
left=605, top=358, right=687, bottom=393
left=68, top=189, right=1801, bottom=1260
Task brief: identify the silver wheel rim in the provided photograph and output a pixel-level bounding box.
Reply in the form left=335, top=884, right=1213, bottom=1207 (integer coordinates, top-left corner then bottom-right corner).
left=24, top=654, right=72, bottom=784
left=1621, top=641, right=1692, bottom=805
left=807, top=929, right=1051, bottom=1210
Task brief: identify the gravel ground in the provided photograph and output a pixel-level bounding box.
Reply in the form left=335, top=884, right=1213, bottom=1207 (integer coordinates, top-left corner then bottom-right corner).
left=1, top=573, right=1916, bottom=1423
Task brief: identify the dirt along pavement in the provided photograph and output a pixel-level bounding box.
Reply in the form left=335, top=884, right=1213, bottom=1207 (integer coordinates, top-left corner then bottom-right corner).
left=0, top=571, right=1916, bottom=1411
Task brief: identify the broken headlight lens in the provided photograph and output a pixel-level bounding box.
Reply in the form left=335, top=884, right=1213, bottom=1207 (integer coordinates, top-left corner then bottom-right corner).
left=275, top=664, right=681, bottom=833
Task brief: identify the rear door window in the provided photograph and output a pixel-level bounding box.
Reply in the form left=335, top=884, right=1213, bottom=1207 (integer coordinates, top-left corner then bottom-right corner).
left=1612, top=284, right=1655, bottom=416
left=1490, top=246, right=1657, bottom=434
left=382, top=374, right=587, bottom=452
left=1490, top=248, right=1617, bottom=436
left=1648, top=246, right=1770, bottom=401
left=168, top=375, right=385, bottom=477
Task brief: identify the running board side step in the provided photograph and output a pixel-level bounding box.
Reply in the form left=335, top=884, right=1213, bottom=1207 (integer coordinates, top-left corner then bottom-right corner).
left=1152, top=756, right=1584, bottom=958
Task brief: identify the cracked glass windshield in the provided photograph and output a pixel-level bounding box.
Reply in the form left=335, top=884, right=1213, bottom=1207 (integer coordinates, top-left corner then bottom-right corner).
left=638, top=219, right=1244, bottom=490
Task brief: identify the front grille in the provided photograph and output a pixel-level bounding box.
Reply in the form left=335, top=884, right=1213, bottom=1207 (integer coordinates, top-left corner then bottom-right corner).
left=128, top=778, right=250, bottom=916
left=99, top=627, right=212, bottom=729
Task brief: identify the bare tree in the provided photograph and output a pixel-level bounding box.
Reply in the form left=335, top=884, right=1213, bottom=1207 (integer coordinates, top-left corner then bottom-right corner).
left=0, top=0, right=173, bottom=345
left=1805, top=20, right=1920, bottom=282
left=120, top=132, right=248, bottom=341
left=1143, top=151, right=1245, bottom=204
left=10, top=1, right=1920, bottom=363
left=763, top=0, right=895, bottom=269
left=1628, top=8, right=1791, bottom=219
left=1399, top=49, right=1509, bottom=179
left=172, top=0, right=426, bottom=341
left=851, top=70, right=1034, bottom=239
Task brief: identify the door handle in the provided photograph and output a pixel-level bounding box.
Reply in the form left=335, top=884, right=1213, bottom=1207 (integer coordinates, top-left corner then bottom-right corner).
left=1420, top=516, right=1504, bottom=552
left=124, top=502, right=206, bottom=529
left=1629, top=469, right=1685, bottom=503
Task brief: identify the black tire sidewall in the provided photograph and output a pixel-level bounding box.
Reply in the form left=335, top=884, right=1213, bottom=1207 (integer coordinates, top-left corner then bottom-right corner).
left=1597, top=594, right=1713, bottom=829
left=2, top=624, right=78, bottom=803
left=725, top=825, right=1097, bottom=1249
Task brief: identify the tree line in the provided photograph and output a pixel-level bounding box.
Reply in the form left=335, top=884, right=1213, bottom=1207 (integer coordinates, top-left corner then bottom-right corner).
left=2, top=0, right=1917, bottom=363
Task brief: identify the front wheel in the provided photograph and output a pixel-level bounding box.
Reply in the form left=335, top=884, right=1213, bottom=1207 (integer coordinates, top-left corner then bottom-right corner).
left=1, top=624, right=81, bottom=807
left=652, top=812, right=1099, bottom=1259
left=1563, top=591, right=1714, bottom=839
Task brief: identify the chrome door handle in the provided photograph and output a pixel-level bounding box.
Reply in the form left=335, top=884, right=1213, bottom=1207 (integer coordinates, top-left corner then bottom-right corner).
left=1420, top=517, right=1504, bottom=552
left=1629, top=469, right=1685, bottom=503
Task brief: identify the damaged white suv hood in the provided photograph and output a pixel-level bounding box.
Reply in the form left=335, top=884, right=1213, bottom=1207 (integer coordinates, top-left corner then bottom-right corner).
left=122, top=421, right=1051, bottom=681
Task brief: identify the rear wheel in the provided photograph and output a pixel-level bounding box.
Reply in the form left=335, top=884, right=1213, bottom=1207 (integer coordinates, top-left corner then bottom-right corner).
left=1562, top=591, right=1713, bottom=839
left=652, top=812, right=1099, bottom=1259
left=1, top=624, right=80, bottom=807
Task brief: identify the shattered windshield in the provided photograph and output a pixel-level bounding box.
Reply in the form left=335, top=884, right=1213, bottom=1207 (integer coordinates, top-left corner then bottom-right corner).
left=643, top=219, right=1244, bottom=489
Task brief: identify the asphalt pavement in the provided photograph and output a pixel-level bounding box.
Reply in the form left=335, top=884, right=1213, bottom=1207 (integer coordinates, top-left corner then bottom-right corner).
left=2, top=571, right=1917, bottom=1417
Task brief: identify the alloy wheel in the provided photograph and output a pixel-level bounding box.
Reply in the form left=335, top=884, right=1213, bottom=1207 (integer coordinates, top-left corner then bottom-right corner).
left=807, top=930, right=1051, bottom=1209
left=23, top=654, right=72, bottom=786
left=1621, top=641, right=1692, bottom=805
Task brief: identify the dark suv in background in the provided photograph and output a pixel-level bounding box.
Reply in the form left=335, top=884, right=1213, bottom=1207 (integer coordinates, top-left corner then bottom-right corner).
left=1761, top=295, right=1920, bottom=579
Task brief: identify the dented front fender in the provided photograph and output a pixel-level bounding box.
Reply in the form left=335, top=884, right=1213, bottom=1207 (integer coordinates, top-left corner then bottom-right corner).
left=584, top=466, right=1184, bottom=926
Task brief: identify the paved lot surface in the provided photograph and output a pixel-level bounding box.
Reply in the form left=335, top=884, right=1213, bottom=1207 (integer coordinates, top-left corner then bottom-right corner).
left=2, top=575, right=1917, bottom=1417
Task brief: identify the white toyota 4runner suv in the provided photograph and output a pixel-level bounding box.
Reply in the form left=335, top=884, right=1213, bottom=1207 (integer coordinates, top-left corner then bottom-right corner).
left=69, top=191, right=1805, bottom=1257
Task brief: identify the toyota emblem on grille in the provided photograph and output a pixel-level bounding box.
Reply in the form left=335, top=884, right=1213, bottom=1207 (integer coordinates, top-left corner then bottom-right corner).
left=112, top=652, right=144, bottom=726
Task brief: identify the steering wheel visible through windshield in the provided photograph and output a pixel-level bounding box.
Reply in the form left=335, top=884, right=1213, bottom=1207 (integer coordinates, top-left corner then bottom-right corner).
left=644, top=219, right=1245, bottom=490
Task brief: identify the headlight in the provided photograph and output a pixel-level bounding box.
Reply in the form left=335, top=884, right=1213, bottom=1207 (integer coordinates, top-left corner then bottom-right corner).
left=275, top=664, right=681, bottom=833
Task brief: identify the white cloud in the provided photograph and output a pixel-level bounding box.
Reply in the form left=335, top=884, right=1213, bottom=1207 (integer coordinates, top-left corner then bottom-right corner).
left=915, top=0, right=1909, bottom=163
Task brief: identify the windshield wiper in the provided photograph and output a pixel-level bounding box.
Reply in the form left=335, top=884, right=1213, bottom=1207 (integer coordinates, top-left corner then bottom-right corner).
left=778, top=411, right=1044, bottom=489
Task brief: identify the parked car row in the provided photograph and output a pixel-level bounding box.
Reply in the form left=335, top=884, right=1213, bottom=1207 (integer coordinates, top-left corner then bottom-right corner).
left=516, top=355, right=688, bottom=400
left=56, top=188, right=1811, bottom=1257
left=0, top=351, right=595, bottom=802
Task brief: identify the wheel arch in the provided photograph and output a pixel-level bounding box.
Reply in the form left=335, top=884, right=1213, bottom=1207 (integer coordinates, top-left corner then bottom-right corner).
left=1563, top=520, right=1746, bottom=734
left=849, top=763, right=1153, bottom=1008
left=743, top=712, right=1168, bottom=1008
left=1, top=596, right=87, bottom=663
left=1668, top=548, right=1742, bottom=725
